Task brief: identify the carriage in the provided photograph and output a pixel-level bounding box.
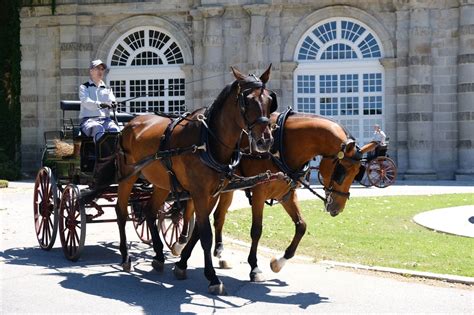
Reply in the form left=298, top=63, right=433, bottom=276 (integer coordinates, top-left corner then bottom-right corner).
left=355, top=139, right=397, bottom=188
left=32, top=100, right=195, bottom=261
left=306, top=138, right=397, bottom=188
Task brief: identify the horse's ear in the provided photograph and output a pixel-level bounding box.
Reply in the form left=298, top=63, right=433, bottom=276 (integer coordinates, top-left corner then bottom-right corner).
left=231, top=66, right=246, bottom=81
left=259, top=63, right=272, bottom=84
left=360, top=141, right=379, bottom=154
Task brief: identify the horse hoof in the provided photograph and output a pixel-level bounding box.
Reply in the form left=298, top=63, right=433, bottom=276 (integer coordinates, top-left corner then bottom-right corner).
left=270, top=257, right=286, bottom=273
left=152, top=259, right=164, bottom=273
left=173, top=265, right=187, bottom=280
left=171, top=242, right=185, bottom=257
left=219, top=259, right=232, bottom=269
left=213, top=248, right=222, bottom=258
left=208, top=283, right=227, bottom=295
left=250, top=267, right=265, bottom=282
left=122, top=258, right=132, bottom=272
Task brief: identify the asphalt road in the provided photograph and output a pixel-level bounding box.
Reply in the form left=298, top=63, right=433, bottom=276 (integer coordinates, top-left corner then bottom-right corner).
left=1, top=181, right=473, bottom=314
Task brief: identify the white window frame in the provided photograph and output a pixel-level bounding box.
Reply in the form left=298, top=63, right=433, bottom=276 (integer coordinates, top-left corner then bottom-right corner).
left=107, top=27, right=186, bottom=114
left=294, top=18, right=385, bottom=144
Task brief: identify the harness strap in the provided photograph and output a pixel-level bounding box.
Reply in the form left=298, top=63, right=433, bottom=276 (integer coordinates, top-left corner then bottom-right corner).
left=159, top=113, right=191, bottom=209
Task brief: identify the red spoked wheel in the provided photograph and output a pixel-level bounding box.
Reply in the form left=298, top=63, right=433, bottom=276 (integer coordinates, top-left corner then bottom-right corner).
left=159, top=202, right=194, bottom=250
left=58, top=184, right=86, bottom=261
left=33, top=167, right=59, bottom=250
left=130, top=201, right=153, bottom=244
left=367, top=157, right=397, bottom=188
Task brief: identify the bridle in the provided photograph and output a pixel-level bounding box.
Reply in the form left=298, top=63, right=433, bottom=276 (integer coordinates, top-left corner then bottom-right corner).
left=321, top=141, right=363, bottom=201
left=237, top=74, right=276, bottom=133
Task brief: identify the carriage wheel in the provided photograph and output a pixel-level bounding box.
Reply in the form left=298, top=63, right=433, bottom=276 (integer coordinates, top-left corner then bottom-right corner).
left=159, top=202, right=195, bottom=250
left=130, top=201, right=153, bottom=244
left=58, top=184, right=86, bottom=261
left=33, top=167, right=59, bottom=250
left=367, top=157, right=397, bottom=188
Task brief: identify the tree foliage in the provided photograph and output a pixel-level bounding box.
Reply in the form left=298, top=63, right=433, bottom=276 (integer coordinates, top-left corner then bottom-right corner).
left=0, top=0, right=22, bottom=179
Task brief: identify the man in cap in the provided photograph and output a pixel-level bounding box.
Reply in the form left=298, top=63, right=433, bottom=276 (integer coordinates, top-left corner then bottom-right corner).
left=79, top=59, right=120, bottom=195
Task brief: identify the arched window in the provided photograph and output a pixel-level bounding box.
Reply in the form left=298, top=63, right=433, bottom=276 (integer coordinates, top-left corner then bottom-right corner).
left=107, top=27, right=186, bottom=114
left=294, top=18, right=384, bottom=143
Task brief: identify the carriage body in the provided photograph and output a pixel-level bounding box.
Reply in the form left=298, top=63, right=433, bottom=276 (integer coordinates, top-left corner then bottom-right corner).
left=33, top=100, right=192, bottom=261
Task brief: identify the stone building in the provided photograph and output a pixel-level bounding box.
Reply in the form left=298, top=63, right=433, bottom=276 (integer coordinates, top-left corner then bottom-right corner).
left=20, top=0, right=474, bottom=180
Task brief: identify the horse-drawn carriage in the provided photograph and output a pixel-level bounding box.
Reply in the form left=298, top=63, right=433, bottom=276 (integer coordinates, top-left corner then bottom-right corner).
left=32, top=65, right=382, bottom=295
left=33, top=100, right=204, bottom=261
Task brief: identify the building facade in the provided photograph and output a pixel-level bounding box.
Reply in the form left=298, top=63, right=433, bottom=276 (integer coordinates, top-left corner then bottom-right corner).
left=20, top=0, right=474, bottom=180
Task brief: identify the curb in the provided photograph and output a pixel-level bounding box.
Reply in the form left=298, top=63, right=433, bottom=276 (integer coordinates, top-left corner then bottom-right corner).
left=319, top=260, right=474, bottom=286
left=224, top=237, right=473, bottom=286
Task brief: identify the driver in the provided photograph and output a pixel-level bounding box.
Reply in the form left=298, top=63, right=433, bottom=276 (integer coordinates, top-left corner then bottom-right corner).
left=79, top=59, right=119, bottom=195
left=79, top=59, right=119, bottom=142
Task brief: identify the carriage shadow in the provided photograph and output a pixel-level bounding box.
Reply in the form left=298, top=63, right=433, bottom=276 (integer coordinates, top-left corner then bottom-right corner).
left=1, top=242, right=328, bottom=312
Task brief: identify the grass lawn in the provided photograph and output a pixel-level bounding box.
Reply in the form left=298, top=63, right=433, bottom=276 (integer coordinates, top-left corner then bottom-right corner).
left=224, top=193, right=474, bottom=277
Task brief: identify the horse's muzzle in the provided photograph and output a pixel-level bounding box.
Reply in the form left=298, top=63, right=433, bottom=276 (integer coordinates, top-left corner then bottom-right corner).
left=325, top=195, right=343, bottom=217
left=251, top=136, right=274, bottom=153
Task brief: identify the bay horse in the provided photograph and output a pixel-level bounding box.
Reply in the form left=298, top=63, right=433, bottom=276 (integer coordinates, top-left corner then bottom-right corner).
left=115, top=65, right=277, bottom=295
left=175, top=109, right=377, bottom=282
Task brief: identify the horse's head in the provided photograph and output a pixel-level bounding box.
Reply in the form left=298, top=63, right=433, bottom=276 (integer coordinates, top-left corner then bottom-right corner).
left=319, top=140, right=378, bottom=216
left=231, top=64, right=277, bottom=153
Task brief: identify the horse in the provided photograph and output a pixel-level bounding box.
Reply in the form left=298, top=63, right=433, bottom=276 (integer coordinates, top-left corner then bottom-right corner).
left=115, top=65, right=277, bottom=295
left=175, top=109, right=377, bottom=282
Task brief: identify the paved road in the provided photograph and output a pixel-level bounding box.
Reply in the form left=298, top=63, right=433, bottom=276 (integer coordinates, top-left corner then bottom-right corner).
left=1, top=180, right=473, bottom=314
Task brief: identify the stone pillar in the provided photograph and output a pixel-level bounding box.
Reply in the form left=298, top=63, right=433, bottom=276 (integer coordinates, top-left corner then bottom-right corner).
left=456, top=1, right=474, bottom=180
left=431, top=7, right=459, bottom=179
left=190, top=9, right=204, bottom=110
left=280, top=61, right=297, bottom=112
left=199, top=6, right=225, bottom=106
left=181, top=64, right=194, bottom=111
left=395, top=9, right=410, bottom=175
left=243, top=4, right=270, bottom=73
left=380, top=57, right=397, bottom=162
left=405, top=8, right=437, bottom=179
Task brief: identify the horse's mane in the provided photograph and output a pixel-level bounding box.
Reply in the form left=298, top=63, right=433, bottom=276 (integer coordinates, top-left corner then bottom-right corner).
left=292, top=111, right=356, bottom=141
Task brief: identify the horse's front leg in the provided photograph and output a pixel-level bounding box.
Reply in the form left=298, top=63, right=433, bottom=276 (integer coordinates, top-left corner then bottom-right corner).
left=146, top=187, right=169, bottom=272
left=213, top=191, right=234, bottom=269
left=247, top=192, right=266, bottom=282
left=115, top=175, right=138, bottom=271
left=270, top=190, right=306, bottom=273
left=175, top=196, right=226, bottom=295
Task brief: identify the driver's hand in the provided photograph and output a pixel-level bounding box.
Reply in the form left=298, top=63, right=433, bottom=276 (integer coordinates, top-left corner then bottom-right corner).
left=110, top=102, right=117, bottom=109
left=99, top=103, right=111, bottom=109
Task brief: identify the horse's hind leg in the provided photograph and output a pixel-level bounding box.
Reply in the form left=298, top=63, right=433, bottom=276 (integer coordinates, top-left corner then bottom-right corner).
left=270, top=190, right=306, bottom=273
left=146, top=187, right=169, bottom=273
left=115, top=175, right=139, bottom=271
left=171, top=199, right=195, bottom=256
left=213, top=192, right=234, bottom=269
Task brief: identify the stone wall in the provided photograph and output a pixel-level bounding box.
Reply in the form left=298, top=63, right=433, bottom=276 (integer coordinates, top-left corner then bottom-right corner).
left=20, top=0, right=474, bottom=180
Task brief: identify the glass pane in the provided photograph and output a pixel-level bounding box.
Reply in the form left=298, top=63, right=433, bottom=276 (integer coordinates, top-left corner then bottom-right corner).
left=297, top=97, right=316, bottom=113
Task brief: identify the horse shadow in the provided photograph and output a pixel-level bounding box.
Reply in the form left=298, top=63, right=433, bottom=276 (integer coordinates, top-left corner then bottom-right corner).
left=1, top=242, right=328, bottom=313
